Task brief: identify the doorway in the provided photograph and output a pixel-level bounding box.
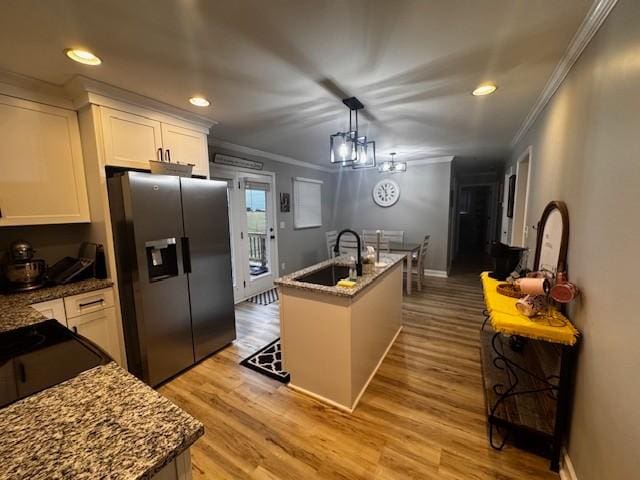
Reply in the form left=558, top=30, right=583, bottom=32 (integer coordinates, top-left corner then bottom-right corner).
left=500, top=167, right=513, bottom=243
left=511, top=147, right=532, bottom=247
left=457, top=185, right=492, bottom=254
left=212, top=167, right=278, bottom=302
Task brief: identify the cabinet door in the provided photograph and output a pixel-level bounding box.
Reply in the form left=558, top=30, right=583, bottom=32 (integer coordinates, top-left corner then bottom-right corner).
left=161, top=123, right=209, bottom=177
left=30, top=298, right=67, bottom=326
left=0, top=95, right=90, bottom=226
left=100, top=107, right=163, bottom=169
left=67, top=307, right=123, bottom=365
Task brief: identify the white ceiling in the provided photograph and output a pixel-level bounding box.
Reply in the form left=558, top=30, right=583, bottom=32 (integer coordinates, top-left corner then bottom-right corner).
left=0, top=0, right=591, bottom=164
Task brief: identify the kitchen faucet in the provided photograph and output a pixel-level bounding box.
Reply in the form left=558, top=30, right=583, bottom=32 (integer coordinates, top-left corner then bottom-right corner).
left=334, top=229, right=362, bottom=276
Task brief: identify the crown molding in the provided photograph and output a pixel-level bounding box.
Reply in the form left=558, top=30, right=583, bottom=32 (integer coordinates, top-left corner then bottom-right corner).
left=209, top=139, right=334, bottom=173
left=511, top=0, right=618, bottom=147
left=333, top=155, right=453, bottom=173
left=407, top=156, right=454, bottom=167
left=65, top=75, right=216, bottom=131
left=0, top=69, right=74, bottom=109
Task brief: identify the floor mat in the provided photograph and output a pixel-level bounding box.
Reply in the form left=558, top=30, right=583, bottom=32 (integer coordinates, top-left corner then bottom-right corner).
left=247, top=288, right=279, bottom=306
left=240, top=338, right=290, bottom=383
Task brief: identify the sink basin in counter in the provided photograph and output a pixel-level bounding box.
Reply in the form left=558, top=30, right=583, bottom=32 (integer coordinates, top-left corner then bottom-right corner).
left=274, top=253, right=406, bottom=298
left=294, top=265, right=351, bottom=287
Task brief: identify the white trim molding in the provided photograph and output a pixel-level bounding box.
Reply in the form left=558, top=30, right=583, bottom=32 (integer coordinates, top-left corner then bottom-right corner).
left=424, top=269, right=448, bottom=278
left=407, top=156, right=454, bottom=167
left=210, top=140, right=453, bottom=174
left=65, top=75, right=215, bottom=131
left=0, top=69, right=74, bottom=110
left=511, top=0, right=618, bottom=147
left=560, top=448, right=578, bottom=480
left=334, top=155, right=454, bottom=174
left=209, top=138, right=334, bottom=173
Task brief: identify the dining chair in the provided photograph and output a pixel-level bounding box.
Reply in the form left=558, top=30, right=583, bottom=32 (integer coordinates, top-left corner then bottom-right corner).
left=362, top=230, right=390, bottom=252
left=325, top=230, right=337, bottom=258
left=382, top=230, right=404, bottom=244
left=337, top=238, right=360, bottom=256
left=412, top=235, right=430, bottom=291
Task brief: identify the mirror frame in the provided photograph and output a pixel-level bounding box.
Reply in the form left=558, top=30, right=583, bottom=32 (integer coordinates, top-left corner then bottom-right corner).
left=533, top=200, right=570, bottom=272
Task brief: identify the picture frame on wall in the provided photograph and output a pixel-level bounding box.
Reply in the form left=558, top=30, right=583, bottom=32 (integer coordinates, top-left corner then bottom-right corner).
left=280, top=192, right=290, bottom=212
left=507, top=174, right=517, bottom=218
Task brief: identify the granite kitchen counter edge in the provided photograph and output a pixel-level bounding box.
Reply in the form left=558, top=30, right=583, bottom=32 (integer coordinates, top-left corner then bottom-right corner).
left=0, top=361, right=204, bottom=480
left=0, top=278, right=113, bottom=333
left=274, top=253, right=406, bottom=297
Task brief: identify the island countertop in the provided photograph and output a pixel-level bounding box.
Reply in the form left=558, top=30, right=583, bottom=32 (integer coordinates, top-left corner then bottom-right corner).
left=274, top=253, right=406, bottom=298
left=0, top=362, right=204, bottom=480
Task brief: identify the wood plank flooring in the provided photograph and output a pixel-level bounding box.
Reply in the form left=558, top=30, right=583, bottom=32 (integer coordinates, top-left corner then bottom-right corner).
left=159, top=272, right=558, bottom=479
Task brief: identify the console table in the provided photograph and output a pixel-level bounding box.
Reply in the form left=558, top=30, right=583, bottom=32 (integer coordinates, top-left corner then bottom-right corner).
left=479, top=272, right=580, bottom=472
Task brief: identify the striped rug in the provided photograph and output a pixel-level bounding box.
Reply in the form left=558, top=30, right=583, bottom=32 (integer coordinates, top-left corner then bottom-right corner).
left=247, top=288, right=279, bottom=306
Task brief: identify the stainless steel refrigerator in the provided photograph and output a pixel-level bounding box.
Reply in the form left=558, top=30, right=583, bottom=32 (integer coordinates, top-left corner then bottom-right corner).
left=108, top=171, right=236, bottom=386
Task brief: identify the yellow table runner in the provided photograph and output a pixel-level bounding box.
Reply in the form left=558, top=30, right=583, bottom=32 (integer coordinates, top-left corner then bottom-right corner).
left=480, top=272, right=579, bottom=346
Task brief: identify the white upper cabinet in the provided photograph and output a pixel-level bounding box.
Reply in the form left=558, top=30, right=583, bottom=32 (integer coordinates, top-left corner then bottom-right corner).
left=160, top=123, right=209, bottom=177
left=99, top=106, right=209, bottom=177
left=0, top=95, right=90, bottom=226
left=100, top=107, right=163, bottom=169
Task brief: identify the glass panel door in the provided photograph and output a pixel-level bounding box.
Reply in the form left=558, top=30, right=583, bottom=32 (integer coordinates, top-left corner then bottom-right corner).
left=240, top=175, right=276, bottom=297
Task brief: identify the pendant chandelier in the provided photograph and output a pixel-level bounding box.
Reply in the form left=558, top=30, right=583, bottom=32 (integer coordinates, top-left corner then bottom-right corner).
left=330, top=97, right=376, bottom=169
left=377, top=152, right=407, bottom=173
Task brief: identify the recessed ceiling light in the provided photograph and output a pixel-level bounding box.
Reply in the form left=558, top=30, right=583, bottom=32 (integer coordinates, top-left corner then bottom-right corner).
left=472, top=83, right=497, bottom=96
left=189, top=97, right=210, bottom=107
left=64, top=48, right=102, bottom=66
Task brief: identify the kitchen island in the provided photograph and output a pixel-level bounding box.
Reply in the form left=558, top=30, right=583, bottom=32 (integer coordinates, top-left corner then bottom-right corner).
left=275, top=253, right=405, bottom=412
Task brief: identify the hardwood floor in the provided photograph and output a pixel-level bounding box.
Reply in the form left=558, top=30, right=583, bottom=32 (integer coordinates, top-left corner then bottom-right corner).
left=159, top=272, right=558, bottom=479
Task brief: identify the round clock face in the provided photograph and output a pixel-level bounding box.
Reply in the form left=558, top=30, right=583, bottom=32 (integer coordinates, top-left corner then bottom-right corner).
left=373, top=179, right=400, bottom=207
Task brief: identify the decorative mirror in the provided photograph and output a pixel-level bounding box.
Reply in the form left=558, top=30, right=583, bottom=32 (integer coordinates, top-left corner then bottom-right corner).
left=533, top=201, right=569, bottom=273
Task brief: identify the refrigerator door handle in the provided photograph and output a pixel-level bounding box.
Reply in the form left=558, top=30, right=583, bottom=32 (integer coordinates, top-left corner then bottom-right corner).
left=181, top=236, right=192, bottom=274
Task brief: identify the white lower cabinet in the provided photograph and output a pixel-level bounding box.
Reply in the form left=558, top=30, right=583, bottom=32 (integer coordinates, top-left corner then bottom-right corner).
left=29, top=298, right=67, bottom=326
left=30, top=287, right=124, bottom=365
left=66, top=307, right=121, bottom=364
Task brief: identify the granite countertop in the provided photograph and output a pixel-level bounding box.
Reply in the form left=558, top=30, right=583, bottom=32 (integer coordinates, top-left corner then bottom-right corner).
left=0, top=278, right=113, bottom=333
left=274, top=253, right=406, bottom=298
left=0, top=362, right=204, bottom=480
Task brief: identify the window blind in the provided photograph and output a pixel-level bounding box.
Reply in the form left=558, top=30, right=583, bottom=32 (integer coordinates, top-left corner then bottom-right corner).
left=243, top=179, right=270, bottom=191
left=293, top=177, right=322, bottom=229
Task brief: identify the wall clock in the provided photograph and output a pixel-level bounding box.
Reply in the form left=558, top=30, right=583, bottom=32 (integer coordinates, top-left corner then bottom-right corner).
left=372, top=179, right=400, bottom=207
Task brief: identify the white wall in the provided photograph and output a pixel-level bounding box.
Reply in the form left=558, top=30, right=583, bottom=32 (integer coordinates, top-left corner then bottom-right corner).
left=506, top=1, right=640, bottom=477
left=209, top=143, right=336, bottom=274
left=333, top=160, right=452, bottom=272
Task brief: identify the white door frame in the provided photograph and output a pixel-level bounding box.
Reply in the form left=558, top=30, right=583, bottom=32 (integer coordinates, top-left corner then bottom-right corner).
left=510, top=146, right=533, bottom=247
left=211, top=164, right=279, bottom=303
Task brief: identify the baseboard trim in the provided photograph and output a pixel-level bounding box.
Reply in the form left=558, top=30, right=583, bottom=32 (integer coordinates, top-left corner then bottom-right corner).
left=424, top=269, right=448, bottom=278
left=287, top=383, right=354, bottom=413
left=287, top=326, right=403, bottom=413
left=560, top=448, right=578, bottom=480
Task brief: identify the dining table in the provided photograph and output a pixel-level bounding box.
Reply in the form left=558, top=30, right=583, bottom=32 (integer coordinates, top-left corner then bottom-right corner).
left=388, top=241, right=421, bottom=295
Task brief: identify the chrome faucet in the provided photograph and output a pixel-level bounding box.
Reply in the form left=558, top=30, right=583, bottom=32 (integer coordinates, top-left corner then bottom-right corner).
left=334, top=229, right=362, bottom=276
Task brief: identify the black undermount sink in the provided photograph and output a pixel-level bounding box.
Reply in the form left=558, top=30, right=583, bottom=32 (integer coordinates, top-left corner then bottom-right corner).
left=295, top=264, right=351, bottom=287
